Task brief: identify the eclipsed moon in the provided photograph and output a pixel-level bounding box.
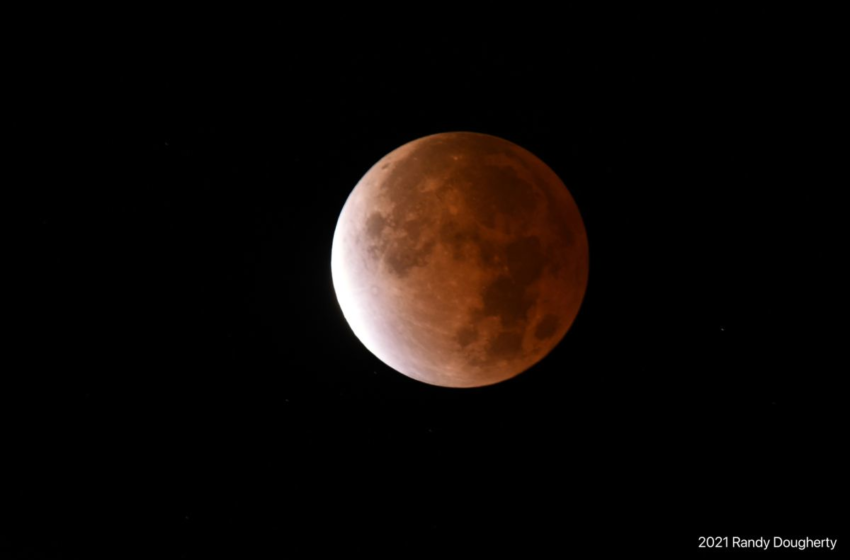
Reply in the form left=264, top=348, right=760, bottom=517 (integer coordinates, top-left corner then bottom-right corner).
left=331, top=132, right=589, bottom=388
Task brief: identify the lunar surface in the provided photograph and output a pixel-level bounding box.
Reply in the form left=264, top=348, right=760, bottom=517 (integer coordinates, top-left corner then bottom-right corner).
left=331, top=132, right=589, bottom=388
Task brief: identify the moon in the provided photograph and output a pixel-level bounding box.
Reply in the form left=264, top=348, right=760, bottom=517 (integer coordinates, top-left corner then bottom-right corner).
left=331, top=132, right=589, bottom=388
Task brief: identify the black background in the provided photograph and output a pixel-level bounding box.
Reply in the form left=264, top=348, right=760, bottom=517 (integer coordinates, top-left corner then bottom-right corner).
left=7, top=15, right=844, bottom=558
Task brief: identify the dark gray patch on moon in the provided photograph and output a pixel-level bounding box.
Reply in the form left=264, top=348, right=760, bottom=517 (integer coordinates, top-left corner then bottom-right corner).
left=438, top=219, right=466, bottom=259
left=402, top=216, right=426, bottom=243
left=504, top=235, right=545, bottom=286
left=474, top=235, right=546, bottom=329
left=455, top=325, right=479, bottom=348
left=461, top=159, right=537, bottom=230
left=366, top=212, right=388, bottom=240
left=367, top=142, right=458, bottom=278
left=534, top=314, right=560, bottom=340
left=383, top=238, right=437, bottom=277
left=481, top=275, right=533, bottom=328
left=439, top=218, right=486, bottom=262
left=487, top=330, right=523, bottom=360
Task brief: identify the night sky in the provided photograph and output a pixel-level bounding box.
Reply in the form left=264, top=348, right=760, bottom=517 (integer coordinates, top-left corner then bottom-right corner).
left=8, top=21, right=843, bottom=557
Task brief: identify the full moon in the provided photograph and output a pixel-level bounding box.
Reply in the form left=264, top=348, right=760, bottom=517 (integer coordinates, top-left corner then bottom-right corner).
left=331, top=132, right=589, bottom=388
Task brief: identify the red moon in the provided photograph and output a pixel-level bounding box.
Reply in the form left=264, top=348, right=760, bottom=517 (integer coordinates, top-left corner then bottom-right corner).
left=332, top=132, right=589, bottom=388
